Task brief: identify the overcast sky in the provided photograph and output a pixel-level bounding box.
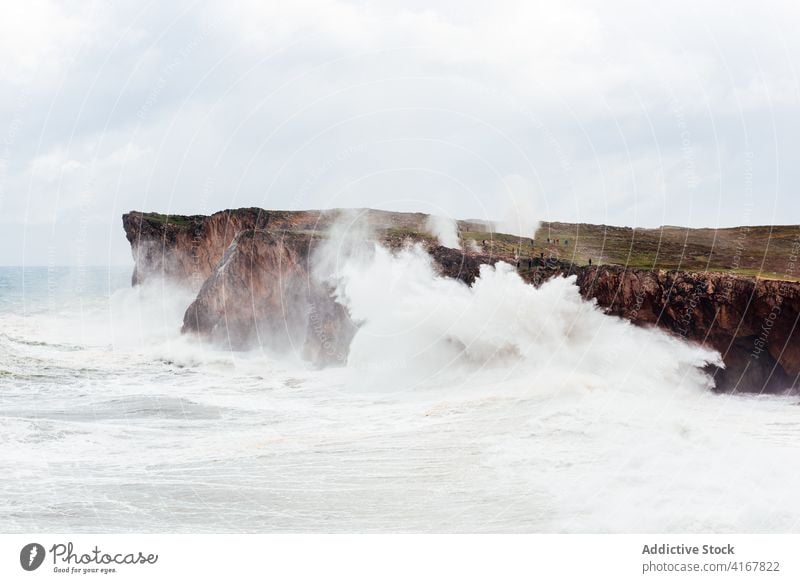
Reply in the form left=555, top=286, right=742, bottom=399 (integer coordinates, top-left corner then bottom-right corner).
left=2, top=0, right=799, bottom=265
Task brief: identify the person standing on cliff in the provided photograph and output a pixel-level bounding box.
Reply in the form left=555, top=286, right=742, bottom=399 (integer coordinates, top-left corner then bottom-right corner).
left=589, top=258, right=592, bottom=266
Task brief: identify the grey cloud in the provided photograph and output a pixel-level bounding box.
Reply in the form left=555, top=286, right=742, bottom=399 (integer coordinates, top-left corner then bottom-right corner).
left=1, top=0, right=798, bottom=265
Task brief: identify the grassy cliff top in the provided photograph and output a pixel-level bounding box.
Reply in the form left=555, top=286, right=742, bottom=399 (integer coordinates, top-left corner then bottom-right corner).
left=125, top=209, right=800, bottom=281
left=530, top=221, right=800, bottom=281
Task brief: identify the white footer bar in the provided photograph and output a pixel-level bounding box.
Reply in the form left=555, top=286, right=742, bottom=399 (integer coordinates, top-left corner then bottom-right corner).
left=1, top=534, right=796, bottom=582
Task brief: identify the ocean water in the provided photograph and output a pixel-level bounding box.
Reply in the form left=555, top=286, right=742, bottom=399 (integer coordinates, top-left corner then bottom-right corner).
left=1, top=258, right=800, bottom=533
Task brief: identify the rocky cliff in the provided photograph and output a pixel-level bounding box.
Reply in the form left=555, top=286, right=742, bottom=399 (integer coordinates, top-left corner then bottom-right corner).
left=124, top=208, right=501, bottom=367
left=571, top=266, right=800, bottom=394
left=122, top=208, right=800, bottom=393
left=123, top=208, right=497, bottom=287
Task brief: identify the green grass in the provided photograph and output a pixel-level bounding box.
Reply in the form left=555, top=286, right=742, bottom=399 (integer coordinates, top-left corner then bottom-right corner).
left=727, top=268, right=800, bottom=282
left=141, top=212, right=196, bottom=227
left=460, top=230, right=534, bottom=257
left=528, top=222, right=800, bottom=280
left=384, top=226, right=436, bottom=246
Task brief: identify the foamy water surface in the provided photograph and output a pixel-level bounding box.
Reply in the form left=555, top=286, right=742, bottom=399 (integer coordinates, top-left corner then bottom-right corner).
left=1, top=261, right=799, bottom=533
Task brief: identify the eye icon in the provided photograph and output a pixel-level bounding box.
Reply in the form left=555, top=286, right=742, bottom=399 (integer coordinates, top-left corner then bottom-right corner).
left=20, top=543, right=45, bottom=571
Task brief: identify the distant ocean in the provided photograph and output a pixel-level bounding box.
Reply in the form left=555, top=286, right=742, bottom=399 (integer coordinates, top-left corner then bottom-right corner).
left=2, top=264, right=800, bottom=533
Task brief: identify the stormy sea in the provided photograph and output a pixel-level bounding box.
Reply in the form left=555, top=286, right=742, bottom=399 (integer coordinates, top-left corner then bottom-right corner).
left=2, top=259, right=800, bottom=533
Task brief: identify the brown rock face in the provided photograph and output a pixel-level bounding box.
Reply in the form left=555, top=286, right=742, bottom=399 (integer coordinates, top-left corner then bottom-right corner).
left=122, top=208, right=492, bottom=287
left=572, top=266, right=800, bottom=393
left=123, top=208, right=270, bottom=287
left=181, top=229, right=356, bottom=365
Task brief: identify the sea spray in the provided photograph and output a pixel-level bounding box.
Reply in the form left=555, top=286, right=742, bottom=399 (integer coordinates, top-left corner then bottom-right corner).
left=493, top=179, right=540, bottom=240
left=424, top=215, right=461, bottom=249
left=322, top=240, right=721, bottom=395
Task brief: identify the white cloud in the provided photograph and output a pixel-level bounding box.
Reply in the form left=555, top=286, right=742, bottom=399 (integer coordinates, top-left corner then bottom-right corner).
left=0, top=0, right=94, bottom=84
left=1, top=0, right=799, bottom=264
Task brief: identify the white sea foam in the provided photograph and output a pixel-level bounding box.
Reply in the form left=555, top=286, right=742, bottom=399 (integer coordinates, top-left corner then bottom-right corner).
left=1, top=261, right=799, bottom=533
left=331, top=243, right=719, bottom=395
